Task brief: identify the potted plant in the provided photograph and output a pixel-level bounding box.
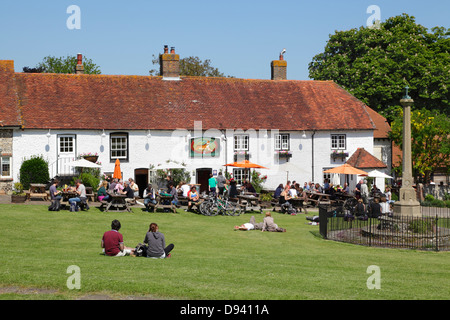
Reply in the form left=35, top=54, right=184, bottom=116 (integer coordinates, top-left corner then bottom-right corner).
left=81, top=152, right=99, bottom=163
left=11, top=182, right=27, bottom=203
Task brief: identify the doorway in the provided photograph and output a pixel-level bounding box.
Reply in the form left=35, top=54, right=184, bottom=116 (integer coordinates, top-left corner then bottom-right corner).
left=134, top=168, right=149, bottom=198
left=196, top=168, right=212, bottom=194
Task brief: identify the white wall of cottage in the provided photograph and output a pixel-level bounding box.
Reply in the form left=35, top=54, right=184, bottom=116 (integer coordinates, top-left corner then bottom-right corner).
left=11, top=128, right=373, bottom=190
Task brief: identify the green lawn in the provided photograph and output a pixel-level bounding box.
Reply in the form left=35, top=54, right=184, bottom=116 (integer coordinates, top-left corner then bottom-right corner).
left=0, top=204, right=449, bottom=300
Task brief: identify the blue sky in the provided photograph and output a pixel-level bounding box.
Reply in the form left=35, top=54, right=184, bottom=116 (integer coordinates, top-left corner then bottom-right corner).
left=0, top=0, right=448, bottom=80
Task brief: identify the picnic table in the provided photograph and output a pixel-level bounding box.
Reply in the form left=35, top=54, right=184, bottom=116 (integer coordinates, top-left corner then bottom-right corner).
left=60, top=190, right=78, bottom=207
left=154, top=194, right=177, bottom=213
left=27, top=183, right=49, bottom=201
left=305, top=191, right=332, bottom=206
left=287, top=198, right=308, bottom=214
left=237, top=194, right=263, bottom=213
left=100, top=192, right=132, bottom=212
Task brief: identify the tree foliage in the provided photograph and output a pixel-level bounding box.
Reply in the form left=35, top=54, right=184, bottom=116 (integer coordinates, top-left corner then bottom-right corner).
left=149, top=55, right=231, bottom=77
left=24, top=55, right=101, bottom=74
left=388, top=107, right=450, bottom=182
left=19, top=155, right=50, bottom=190
left=309, top=14, right=449, bottom=115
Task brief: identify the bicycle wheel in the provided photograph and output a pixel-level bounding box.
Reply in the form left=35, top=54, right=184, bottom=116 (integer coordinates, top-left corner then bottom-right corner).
left=226, top=201, right=241, bottom=216
left=209, top=202, right=221, bottom=216
left=200, top=200, right=213, bottom=216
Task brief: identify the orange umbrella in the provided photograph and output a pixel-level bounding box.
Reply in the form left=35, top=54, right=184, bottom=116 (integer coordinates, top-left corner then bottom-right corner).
left=223, top=160, right=268, bottom=183
left=223, top=160, right=269, bottom=169
left=113, top=159, right=122, bottom=180
left=323, top=164, right=368, bottom=175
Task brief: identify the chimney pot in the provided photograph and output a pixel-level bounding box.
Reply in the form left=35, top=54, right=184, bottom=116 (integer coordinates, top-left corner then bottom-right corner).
left=75, top=53, right=84, bottom=75
left=160, top=46, right=180, bottom=80
left=271, top=56, right=287, bottom=80
left=164, top=45, right=169, bottom=54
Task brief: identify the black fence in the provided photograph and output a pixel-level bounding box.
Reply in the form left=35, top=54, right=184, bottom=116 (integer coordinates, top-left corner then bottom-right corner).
left=319, top=205, right=450, bottom=251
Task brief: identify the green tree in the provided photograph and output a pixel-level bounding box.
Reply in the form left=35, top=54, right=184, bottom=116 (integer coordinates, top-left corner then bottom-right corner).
left=24, top=55, right=101, bottom=74
left=309, top=14, right=449, bottom=115
left=388, top=107, right=450, bottom=182
left=149, top=55, right=231, bottom=77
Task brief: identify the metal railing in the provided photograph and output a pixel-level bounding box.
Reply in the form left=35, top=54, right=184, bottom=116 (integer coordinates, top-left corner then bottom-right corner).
left=319, top=205, right=450, bottom=251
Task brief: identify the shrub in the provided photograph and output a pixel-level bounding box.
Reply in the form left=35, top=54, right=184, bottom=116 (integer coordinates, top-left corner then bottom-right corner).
left=408, top=219, right=434, bottom=234
left=72, top=173, right=100, bottom=192
left=12, top=182, right=25, bottom=195
left=425, top=194, right=435, bottom=202
left=19, top=155, right=50, bottom=190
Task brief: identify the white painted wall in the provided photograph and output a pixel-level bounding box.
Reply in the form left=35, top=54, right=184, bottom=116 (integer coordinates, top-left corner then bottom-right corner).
left=12, top=128, right=374, bottom=191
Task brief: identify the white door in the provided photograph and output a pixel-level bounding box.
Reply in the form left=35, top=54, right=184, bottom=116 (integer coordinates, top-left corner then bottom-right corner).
left=57, top=135, right=76, bottom=175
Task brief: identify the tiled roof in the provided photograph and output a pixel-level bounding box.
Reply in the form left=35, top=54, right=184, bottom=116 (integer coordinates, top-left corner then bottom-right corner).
left=365, top=106, right=391, bottom=139
left=2, top=62, right=377, bottom=131
left=0, top=61, right=21, bottom=127
left=347, top=148, right=387, bottom=169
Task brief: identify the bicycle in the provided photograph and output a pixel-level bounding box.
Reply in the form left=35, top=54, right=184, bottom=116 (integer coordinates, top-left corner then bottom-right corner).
left=200, top=194, right=242, bottom=216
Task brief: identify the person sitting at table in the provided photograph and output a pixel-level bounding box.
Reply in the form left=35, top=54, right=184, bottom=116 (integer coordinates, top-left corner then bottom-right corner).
left=121, top=181, right=135, bottom=204
left=169, top=183, right=178, bottom=207
left=68, top=179, right=88, bottom=212
left=369, top=197, right=382, bottom=218
left=144, top=222, right=174, bottom=258
left=129, top=178, right=139, bottom=198
left=323, top=179, right=330, bottom=194
left=143, top=184, right=157, bottom=212
left=48, top=179, right=62, bottom=211
left=97, top=180, right=108, bottom=202
left=186, top=186, right=200, bottom=211
left=342, top=183, right=349, bottom=194
left=102, top=219, right=135, bottom=257
left=244, top=181, right=257, bottom=195
left=109, top=178, right=118, bottom=192
left=274, top=184, right=283, bottom=199
left=279, top=185, right=293, bottom=213
left=354, top=198, right=366, bottom=217
left=114, top=180, right=124, bottom=193
left=228, top=179, right=239, bottom=200
left=289, top=184, right=298, bottom=198
left=49, top=178, right=62, bottom=202
left=314, top=183, right=323, bottom=193
left=178, top=181, right=190, bottom=198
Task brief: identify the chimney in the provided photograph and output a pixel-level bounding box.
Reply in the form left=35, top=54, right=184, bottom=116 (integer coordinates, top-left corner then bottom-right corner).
left=160, top=45, right=180, bottom=80
left=75, top=53, right=84, bottom=74
left=271, top=51, right=287, bottom=80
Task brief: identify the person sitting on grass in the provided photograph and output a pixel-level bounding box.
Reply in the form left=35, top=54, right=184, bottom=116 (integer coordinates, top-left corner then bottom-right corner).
left=144, top=223, right=174, bottom=258
left=234, top=213, right=286, bottom=232
left=101, top=219, right=135, bottom=257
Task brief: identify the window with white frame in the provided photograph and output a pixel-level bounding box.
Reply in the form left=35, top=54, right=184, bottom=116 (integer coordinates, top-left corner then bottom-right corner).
left=1, top=156, right=11, bottom=178
left=331, top=134, right=346, bottom=150
left=59, top=135, right=75, bottom=154
left=110, top=133, right=128, bottom=160
left=233, top=168, right=249, bottom=184
left=275, top=133, right=290, bottom=151
left=234, top=135, right=249, bottom=151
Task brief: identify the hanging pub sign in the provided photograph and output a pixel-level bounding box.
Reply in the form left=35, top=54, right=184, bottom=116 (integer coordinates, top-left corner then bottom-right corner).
left=190, top=137, right=220, bottom=158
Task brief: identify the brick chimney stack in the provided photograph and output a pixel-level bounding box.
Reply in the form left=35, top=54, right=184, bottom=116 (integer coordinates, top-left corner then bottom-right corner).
left=160, top=45, right=180, bottom=80
left=75, top=53, right=84, bottom=75
left=271, top=51, right=287, bottom=80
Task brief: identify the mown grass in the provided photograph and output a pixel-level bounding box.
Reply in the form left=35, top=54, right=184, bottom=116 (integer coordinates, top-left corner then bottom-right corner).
left=0, top=204, right=449, bottom=300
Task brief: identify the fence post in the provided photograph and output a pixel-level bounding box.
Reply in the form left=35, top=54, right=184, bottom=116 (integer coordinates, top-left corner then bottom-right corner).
left=435, top=214, right=439, bottom=252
